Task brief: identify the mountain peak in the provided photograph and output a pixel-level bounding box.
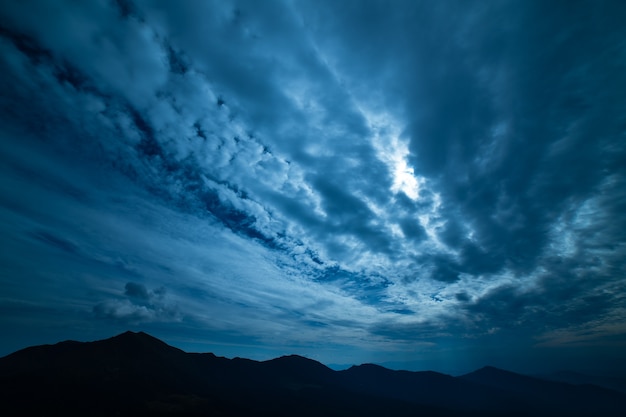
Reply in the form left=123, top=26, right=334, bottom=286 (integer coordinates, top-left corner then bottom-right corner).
left=277, top=354, right=321, bottom=363
left=352, top=363, right=386, bottom=369
left=99, top=330, right=186, bottom=357
left=113, top=330, right=153, bottom=339
left=265, top=354, right=330, bottom=370
left=263, top=354, right=333, bottom=380
left=110, top=330, right=163, bottom=344
left=346, top=363, right=390, bottom=373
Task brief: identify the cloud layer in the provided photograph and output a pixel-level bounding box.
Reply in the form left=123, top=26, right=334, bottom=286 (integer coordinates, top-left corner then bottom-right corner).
left=0, top=0, right=625, bottom=373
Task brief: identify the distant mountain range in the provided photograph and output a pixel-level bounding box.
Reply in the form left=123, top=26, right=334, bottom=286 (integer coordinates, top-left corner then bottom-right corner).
left=533, top=370, right=626, bottom=394
left=1, top=331, right=625, bottom=416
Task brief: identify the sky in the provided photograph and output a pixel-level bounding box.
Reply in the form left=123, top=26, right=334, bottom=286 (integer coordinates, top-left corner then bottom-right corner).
left=1, top=0, right=625, bottom=376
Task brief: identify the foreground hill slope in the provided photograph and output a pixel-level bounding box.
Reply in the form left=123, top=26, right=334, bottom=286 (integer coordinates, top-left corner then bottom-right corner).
left=460, top=366, right=626, bottom=415
left=1, top=331, right=624, bottom=416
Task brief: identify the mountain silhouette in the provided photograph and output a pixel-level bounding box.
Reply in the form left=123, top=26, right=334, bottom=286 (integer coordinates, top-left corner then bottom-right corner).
left=535, top=370, right=626, bottom=394
left=460, top=365, right=626, bottom=415
left=1, top=331, right=625, bottom=416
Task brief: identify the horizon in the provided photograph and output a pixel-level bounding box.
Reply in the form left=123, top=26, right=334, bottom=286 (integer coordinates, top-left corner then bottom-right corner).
left=2, top=329, right=625, bottom=378
left=1, top=1, right=626, bottom=378
left=4, top=329, right=626, bottom=416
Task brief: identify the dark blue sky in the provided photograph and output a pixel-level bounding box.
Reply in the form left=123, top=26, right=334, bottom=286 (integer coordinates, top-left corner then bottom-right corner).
left=1, top=0, right=625, bottom=375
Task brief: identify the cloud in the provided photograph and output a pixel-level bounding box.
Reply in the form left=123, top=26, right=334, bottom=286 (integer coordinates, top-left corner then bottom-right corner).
left=31, top=231, right=79, bottom=255
left=124, top=282, right=152, bottom=301
left=0, top=0, right=625, bottom=371
left=94, top=282, right=179, bottom=325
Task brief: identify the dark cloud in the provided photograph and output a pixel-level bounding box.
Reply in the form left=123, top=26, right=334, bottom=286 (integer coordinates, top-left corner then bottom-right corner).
left=402, top=1, right=626, bottom=277
left=426, top=254, right=461, bottom=283
left=124, top=282, right=150, bottom=301
left=94, top=282, right=179, bottom=325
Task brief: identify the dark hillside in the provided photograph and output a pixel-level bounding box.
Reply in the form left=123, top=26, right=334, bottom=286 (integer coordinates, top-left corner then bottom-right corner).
left=1, top=332, right=625, bottom=416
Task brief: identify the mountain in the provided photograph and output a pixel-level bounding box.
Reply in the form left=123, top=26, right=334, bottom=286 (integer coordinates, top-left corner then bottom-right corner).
left=534, top=370, right=626, bottom=394
left=460, top=366, right=626, bottom=415
left=337, top=363, right=512, bottom=412
left=1, top=332, right=625, bottom=416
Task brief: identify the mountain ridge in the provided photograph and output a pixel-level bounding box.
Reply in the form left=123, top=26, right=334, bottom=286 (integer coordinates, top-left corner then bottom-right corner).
left=1, top=331, right=625, bottom=416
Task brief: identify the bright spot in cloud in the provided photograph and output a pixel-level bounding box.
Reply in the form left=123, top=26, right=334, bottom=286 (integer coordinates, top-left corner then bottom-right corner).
left=391, top=156, right=420, bottom=200
left=367, top=112, right=422, bottom=201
